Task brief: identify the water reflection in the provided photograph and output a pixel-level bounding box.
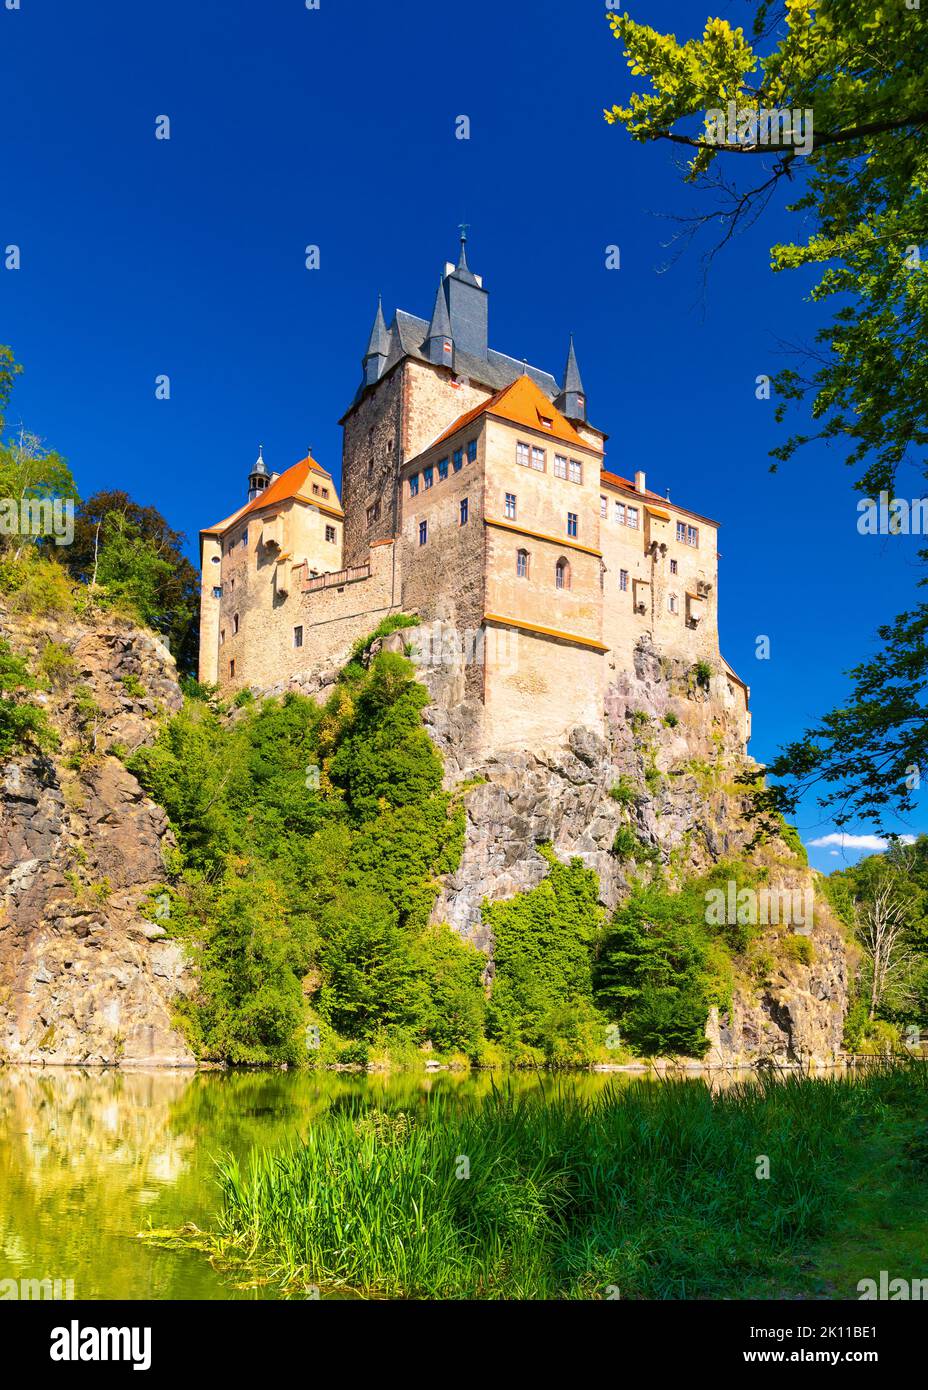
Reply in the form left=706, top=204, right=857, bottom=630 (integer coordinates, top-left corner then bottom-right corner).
left=0, top=1064, right=840, bottom=1300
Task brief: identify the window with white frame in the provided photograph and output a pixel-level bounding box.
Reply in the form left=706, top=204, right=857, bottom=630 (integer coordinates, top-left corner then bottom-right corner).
left=531, top=446, right=545, bottom=471
left=505, top=492, right=516, bottom=519
left=619, top=569, right=629, bottom=592
left=554, top=454, right=568, bottom=479
left=614, top=501, right=625, bottom=524
left=517, top=442, right=530, bottom=468
left=627, top=506, right=639, bottom=530
left=569, top=459, right=582, bottom=484
left=668, top=593, right=679, bottom=614
left=600, top=496, right=607, bottom=518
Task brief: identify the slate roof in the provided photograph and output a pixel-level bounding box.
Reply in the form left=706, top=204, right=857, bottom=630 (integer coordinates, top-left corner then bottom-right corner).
left=343, top=308, right=561, bottom=415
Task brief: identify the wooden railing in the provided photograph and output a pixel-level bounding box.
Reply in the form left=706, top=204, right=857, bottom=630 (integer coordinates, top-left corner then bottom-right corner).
left=303, top=563, right=371, bottom=593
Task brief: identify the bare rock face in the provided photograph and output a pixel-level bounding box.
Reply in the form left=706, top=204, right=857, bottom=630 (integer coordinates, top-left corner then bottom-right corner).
left=0, top=613, right=195, bottom=1067
left=421, top=629, right=849, bottom=1066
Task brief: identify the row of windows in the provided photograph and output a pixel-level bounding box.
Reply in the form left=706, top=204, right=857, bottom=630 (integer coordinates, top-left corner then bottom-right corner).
left=512, top=549, right=573, bottom=589
left=409, top=440, right=477, bottom=496
left=516, top=442, right=584, bottom=484
left=599, top=498, right=640, bottom=530
left=677, top=520, right=700, bottom=547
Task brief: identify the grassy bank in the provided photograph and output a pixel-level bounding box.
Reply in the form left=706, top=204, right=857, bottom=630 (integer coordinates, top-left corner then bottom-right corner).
left=154, top=1063, right=928, bottom=1299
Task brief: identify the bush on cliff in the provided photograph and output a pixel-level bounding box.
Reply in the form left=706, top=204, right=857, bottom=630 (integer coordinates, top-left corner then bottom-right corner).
left=130, top=649, right=479, bottom=1064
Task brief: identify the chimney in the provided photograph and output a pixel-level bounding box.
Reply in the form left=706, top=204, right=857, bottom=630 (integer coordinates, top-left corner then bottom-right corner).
left=634, top=470, right=646, bottom=495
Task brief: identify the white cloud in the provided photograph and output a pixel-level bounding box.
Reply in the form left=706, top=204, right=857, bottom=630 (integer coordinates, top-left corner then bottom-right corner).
left=807, top=832, right=916, bottom=853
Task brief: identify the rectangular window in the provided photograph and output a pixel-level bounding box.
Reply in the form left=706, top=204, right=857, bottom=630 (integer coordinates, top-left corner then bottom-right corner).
left=567, top=511, right=578, bottom=538
left=325, top=524, right=336, bottom=543
left=438, top=457, right=449, bottom=480
left=531, top=446, right=545, bottom=471
left=312, top=484, right=319, bottom=495
left=229, top=659, right=235, bottom=678
left=554, top=454, right=568, bottom=479
left=517, top=441, right=530, bottom=468
left=453, top=447, right=463, bottom=471
left=424, top=466, right=434, bottom=489
left=293, top=625, right=304, bottom=648
left=241, top=529, right=248, bottom=547
left=627, top=506, right=639, bottom=530
left=668, top=593, right=679, bottom=614
left=619, top=569, right=629, bottom=592
left=409, top=474, right=419, bottom=496
left=687, top=524, right=699, bottom=547
left=322, top=488, right=329, bottom=499
left=505, top=492, right=516, bottom=519
left=600, top=496, right=607, bottom=518
left=676, top=521, right=686, bottom=543
left=467, top=439, right=477, bottom=462
left=460, top=498, right=469, bottom=525
left=614, top=501, right=625, bottom=525
left=516, top=549, right=528, bottom=578
left=569, top=459, right=582, bottom=484
left=220, top=629, right=225, bottom=645
left=367, top=501, right=380, bottom=525
left=419, top=520, right=428, bottom=546
left=670, top=558, right=678, bottom=575
left=212, top=586, right=222, bottom=599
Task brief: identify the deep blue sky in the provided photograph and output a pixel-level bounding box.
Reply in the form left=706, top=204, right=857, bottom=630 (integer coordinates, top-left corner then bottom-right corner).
left=1, top=0, right=922, bottom=869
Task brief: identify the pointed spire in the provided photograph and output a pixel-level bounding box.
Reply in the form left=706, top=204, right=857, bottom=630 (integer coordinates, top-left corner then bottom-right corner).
left=450, top=225, right=480, bottom=287
left=562, top=336, right=584, bottom=395
left=362, top=294, right=390, bottom=386
left=555, top=335, right=587, bottom=423
left=428, top=279, right=452, bottom=339
left=364, top=294, right=390, bottom=359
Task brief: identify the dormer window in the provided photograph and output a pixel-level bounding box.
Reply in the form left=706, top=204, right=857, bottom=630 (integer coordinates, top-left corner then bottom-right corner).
left=539, top=415, right=553, bottom=429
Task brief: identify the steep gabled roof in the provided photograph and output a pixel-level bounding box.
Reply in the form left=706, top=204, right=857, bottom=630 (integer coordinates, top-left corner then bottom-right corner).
left=425, top=373, right=601, bottom=455
left=201, top=455, right=342, bottom=537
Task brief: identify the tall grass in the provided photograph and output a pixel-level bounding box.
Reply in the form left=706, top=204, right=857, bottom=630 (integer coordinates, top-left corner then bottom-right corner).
left=208, top=1065, right=928, bottom=1299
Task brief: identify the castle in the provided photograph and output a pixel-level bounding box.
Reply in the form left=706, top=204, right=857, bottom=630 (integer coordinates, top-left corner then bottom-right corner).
left=198, top=236, right=750, bottom=758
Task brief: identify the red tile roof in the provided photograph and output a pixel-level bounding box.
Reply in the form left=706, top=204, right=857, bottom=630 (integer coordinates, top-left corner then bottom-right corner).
left=202, top=455, right=342, bottom=536
left=428, top=373, right=601, bottom=454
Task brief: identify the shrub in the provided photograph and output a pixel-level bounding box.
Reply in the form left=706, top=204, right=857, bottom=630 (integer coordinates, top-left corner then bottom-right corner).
left=37, top=640, right=76, bottom=690
left=0, top=639, right=58, bottom=759
left=608, top=776, right=636, bottom=806
left=783, top=933, right=815, bottom=967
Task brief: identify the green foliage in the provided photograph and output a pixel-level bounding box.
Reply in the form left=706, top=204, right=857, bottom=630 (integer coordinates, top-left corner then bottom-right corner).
left=65, top=492, right=200, bottom=674
left=163, top=1065, right=928, bottom=1299
left=130, top=651, right=473, bottom=1064
left=0, top=551, right=76, bottom=618
left=483, top=847, right=606, bottom=1057
left=783, top=933, right=815, bottom=967
left=608, top=775, right=636, bottom=806
left=346, top=612, right=419, bottom=667
left=693, top=661, right=712, bottom=690
left=603, top=4, right=928, bottom=828
left=663, top=711, right=679, bottom=729
left=0, top=638, right=58, bottom=760
left=0, top=345, right=22, bottom=429
left=37, top=640, right=76, bottom=691
left=596, top=885, right=713, bottom=1058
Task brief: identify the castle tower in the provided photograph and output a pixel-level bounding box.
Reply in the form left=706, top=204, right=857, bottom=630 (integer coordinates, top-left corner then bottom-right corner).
left=247, top=446, right=271, bottom=501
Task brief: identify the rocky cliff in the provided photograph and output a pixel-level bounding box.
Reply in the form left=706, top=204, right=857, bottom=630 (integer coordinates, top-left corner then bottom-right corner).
left=411, top=625, right=849, bottom=1067
left=1, top=602, right=849, bottom=1070
left=0, top=602, right=195, bottom=1066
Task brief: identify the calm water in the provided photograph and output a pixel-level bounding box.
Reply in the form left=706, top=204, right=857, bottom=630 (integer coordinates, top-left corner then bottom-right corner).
left=0, top=1063, right=792, bottom=1300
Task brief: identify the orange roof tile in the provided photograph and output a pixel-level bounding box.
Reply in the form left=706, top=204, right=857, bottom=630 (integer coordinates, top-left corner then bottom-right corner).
left=428, top=373, right=600, bottom=455
left=201, top=455, right=342, bottom=536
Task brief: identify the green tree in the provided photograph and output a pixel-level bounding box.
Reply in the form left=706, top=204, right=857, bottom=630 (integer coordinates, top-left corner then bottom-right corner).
left=603, top=1, right=928, bottom=827
left=595, top=886, right=713, bottom=1058
left=65, top=492, right=200, bottom=674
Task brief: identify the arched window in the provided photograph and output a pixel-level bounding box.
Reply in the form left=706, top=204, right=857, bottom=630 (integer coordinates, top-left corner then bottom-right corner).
left=668, top=593, right=679, bottom=614
left=233, top=612, right=240, bottom=635
left=516, top=548, right=530, bottom=579
left=555, top=557, right=571, bottom=590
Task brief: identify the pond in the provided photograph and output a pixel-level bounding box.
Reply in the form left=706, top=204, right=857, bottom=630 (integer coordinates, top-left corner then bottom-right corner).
left=0, top=1063, right=804, bottom=1301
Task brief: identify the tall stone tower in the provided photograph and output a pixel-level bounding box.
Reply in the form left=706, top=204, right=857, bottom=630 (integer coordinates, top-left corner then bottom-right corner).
left=339, top=234, right=600, bottom=567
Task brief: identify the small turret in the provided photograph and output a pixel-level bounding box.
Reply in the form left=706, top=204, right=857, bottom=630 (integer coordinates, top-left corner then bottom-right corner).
left=555, top=336, right=587, bottom=424
left=362, top=295, right=390, bottom=386
left=248, top=445, right=270, bottom=502
left=425, top=279, right=453, bottom=367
